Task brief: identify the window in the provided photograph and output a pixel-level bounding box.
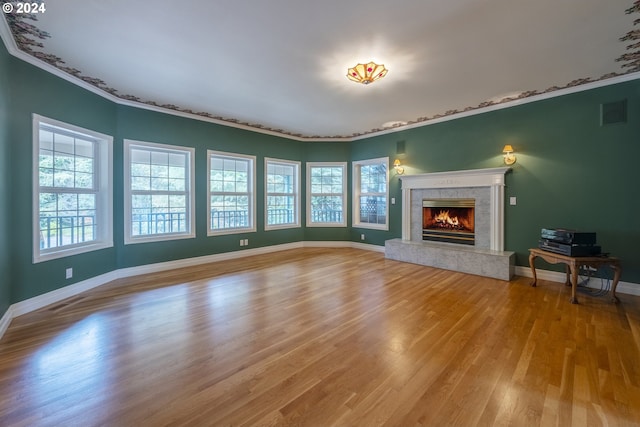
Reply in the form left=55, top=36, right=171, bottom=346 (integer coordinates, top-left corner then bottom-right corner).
left=265, top=158, right=300, bottom=230
left=124, top=140, right=195, bottom=244
left=306, top=162, right=347, bottom=227
left=33, top=115, right=113, bottom=263
left=353, top=158, right=389, bottom=230
left=208, top=151, right=256, bottom=235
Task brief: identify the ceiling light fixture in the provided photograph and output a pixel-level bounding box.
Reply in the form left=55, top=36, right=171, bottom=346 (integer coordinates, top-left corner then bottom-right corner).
left=346, top=62, right=388, bottom=85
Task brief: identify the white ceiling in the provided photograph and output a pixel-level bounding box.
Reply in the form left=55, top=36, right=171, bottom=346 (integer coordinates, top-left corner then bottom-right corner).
left=2, top=0, right=638, bottom=139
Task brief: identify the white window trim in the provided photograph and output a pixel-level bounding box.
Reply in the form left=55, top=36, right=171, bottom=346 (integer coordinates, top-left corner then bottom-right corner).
left=265, top=157, right=301, bottom=231
left=32, top=114, right=113, bottom=263
left=123, top=139, right=196, bottom=245
left=306, top=161, right=347, bottom=228
left=207, top=150, right=257, bottom=236
left=352, top=157, right=390, bottom=231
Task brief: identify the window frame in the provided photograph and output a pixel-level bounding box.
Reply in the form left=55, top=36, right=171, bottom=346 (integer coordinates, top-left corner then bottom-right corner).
left=265, top=157, right=301, bottom=231
left=32, top=114, right=113, bottom=263
left=306, top=162, right=347, bottom=228
left=352, top=157, right=390, bottom=231
left=123, top=139, right=195, bottom=245
left=207, top=150, right=257, bottom=236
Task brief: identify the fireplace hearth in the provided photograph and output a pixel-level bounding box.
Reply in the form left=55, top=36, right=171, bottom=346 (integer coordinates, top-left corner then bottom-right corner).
left=385, top=167, right=514, bottom=281
left=423, top=199, right=475, bottom=245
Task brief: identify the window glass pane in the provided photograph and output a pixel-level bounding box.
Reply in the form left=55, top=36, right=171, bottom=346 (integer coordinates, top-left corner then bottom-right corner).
left=54, top=134, right=74, bottom=155
left=36, top=119, right=111, bottom=260
left=75, top=157, right=93, bottom=174
left=310, top=195, right=343, bottom=223
left=209, top=153, right=254, bottom=231
left=359, top=196, right=387, bottom=225
left=132, top=176, right=150, bottom=191
left=267, top=195, right=295, bottom=225
left=151, top=151, right=168, bottom=166
left=308, top=164, right=345, bottom=225
left=75, top=172, right=93, bottom=189
left=127, top=143, right=192, bottom=239
left=131, top=162, right=151, bottom=178
left=355, top=161, right=388, bottom=227
left=75, top=139, right=93, bottom=158
left=40, top=130, right=54, bottom=151
left=266, top=160, right=297, bottom=227
left=38, top=192, right=97, bottom=249
left=131, top=149, right=150, bottom=164
left=151, top=176, right=169, bottom=191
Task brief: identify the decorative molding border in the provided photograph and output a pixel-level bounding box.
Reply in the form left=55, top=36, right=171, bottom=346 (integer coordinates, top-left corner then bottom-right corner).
left=617, top=1, right=640, bottom=72
left=1, top=8, right=639, bottom=141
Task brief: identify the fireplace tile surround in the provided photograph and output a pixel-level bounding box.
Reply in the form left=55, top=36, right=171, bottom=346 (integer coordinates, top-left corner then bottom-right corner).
left=385, top=167, right=515, bottom=281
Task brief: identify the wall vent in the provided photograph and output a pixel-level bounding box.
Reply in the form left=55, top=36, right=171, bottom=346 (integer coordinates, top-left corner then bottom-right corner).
left=601, top=99, right=627, bottom=126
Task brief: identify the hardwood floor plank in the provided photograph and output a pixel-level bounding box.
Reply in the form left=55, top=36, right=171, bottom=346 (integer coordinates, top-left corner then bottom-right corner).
left=1, top=248, right=640, bottom=426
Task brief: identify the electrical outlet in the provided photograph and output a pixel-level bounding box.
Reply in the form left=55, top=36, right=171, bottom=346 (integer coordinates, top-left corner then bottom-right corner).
left=361, top=234, right=365, bottom=241
left=66, top=268, right=73, bottom=279
left=240, top=239, right=244, bottom=246
left=244, top=239, right=249, bottom=246
left=510, top=196, right=517, bottom=206
left=391, top=197, right=396, bottom=205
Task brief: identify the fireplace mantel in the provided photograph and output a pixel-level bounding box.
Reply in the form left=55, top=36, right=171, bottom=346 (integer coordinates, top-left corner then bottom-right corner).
left=386, top=167, right=514, bottom=281
left=399, top=167, right=511, bottom=251
left=400, top=167, right=511, bottom=190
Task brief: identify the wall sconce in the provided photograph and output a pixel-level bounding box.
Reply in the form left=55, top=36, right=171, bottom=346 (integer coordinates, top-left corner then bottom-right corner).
left=393, top=159, right=405, bottom=175
left=502, top=145, right=516, bottom=165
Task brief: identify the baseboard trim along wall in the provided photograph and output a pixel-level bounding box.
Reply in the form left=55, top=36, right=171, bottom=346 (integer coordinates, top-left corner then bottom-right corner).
left=514, top=266, right=640, bottom=298
left=1, top=243, right=637, bottom=341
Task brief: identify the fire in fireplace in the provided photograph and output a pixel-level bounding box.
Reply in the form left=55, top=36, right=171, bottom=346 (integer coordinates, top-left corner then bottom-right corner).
left=423, top=199, right=475, bottom=245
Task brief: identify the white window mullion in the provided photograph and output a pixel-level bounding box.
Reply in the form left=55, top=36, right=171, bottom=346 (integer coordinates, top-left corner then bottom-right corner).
left=124, top=139, right=194, bottom=244
left=33, top=114, right=113, bottom=263
left=306, top=162, right=347, bottom=227
left=208, top=150, right=256, bottom=235
left=265, top=157, right=300, bottom=230
left=353, top=157, right=389, bottom=230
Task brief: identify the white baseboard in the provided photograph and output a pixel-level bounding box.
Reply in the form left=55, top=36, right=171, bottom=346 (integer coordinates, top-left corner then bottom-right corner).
left=116, top=242, right=305, bottom=279
left=0, top=241, right=383, bottom=340
left=2, top=243, right=637, bottom=342
left=514, top=266, right=640, bottom=297
left=0, top=305, right=13, bottom=339
left=11, top=270, right=121, bottom=317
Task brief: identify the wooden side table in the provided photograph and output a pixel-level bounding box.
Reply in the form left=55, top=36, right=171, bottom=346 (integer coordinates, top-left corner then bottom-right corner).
left=528, top=248, right=621, bottom=304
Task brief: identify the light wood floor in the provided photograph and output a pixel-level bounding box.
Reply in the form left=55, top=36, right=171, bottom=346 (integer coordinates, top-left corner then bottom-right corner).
left=1, top=248, right=640, bottom=426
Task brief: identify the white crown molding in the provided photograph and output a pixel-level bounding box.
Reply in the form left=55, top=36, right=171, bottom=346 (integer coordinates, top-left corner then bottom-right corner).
left=351, top=72, right=640, bottom=141
left=2, top=15, right=639, bottom=143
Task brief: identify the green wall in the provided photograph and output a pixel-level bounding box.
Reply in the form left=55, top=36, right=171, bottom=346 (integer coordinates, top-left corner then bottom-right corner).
left=114, top=105, right=308, bottom=268
left=0, top=40, right=10, bottom=316
left=351, top=82, right=640, bottom=280
left=1, top=38, right=639, bottom=321
left=7, top=51, right=119, bottom=304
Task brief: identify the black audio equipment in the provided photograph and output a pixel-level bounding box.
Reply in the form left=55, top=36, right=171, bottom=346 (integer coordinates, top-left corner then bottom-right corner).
left=540, top=228, right=597, bottom=245
left=538, top=239, right=601, bottom=257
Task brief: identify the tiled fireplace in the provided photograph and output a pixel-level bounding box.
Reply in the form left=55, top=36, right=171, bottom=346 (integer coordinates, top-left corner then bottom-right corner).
left=385, top=167, right=515, bottom=280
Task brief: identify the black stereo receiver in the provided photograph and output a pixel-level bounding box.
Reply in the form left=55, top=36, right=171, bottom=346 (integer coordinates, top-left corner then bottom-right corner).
left=538, top=239, right=601, bottom=257
left=540, top=228, right=597, bottom=245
